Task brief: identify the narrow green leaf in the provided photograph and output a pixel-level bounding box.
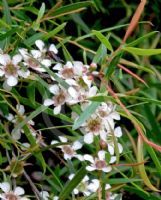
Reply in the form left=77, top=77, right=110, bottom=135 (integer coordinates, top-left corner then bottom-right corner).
left=59, top=166, right=87, bottom=200
left=24, top=32, right=45, bottom=47
left=124, top=47, right=161, bottom=56
left=2, top=0, right=12, bottom=25
left=105, top=52, right=122, bottom=78
left=92, top=30, right=113, bottom=52
left=37, top=3, right=45, bottom=20
left=73, top=102, right=100, bottom=130
left=107, top=178, right=142, bottom=184
left=126, top=31, right=159, bottom=47
left=43, top=23, right=67, bottom=40
left=52, top=1, right=94, bottom=17
left=93, top=43, right=107, bottom=64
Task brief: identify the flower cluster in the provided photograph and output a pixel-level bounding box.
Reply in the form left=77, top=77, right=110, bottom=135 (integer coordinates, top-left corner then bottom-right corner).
left=0, top=40, right=123, bottom=199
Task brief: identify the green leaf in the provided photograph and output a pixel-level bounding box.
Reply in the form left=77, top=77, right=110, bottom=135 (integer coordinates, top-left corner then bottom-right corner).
left=92, top=30, right=113, bottom=52
left=123, top=47, right=161, bottom=56
left=43, top=22, right=67, bottom=40
left=73, top=102, right=100, bottom=130
left=126, top=31, right=159, bottom=47
left=52, top=1, right=94, bottom=18
left=105, top=52, right=122, bottom=78
left=24, top=32, right=45, bottom=47
left=59, top=166, right=87, bottom=200
left=37, top=3, right=45, bottom=20
left=93, top=43, right=107, bottom=64
left=107, top=178, right=142, bottom=184
left=89, top=94, right=161, bottom=105
left=2, top=0, right=12, bottom=25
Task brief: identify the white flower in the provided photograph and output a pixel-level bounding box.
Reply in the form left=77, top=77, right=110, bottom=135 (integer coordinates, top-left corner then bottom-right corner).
left=69, top=174, right=99, bottom=196
left=96, top=102, right=120, bottom=130
left=0, top=182, right=29, bottom=200
left=44, top=84, right=72, bottom=115
left=84, top=150, right=115, bottom=172
left=80, top=114, right=107, bottom=144
left=51, top=136, right=83, bottom=161
left=0, top=54, right=29, bottom=87
left=100, top=127, right=123, bottom=155
left=39, top=191, right=59, bottom=200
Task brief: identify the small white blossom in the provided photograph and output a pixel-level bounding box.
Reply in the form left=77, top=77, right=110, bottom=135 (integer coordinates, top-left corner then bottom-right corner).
left=51, top=136, right=83, bottom=161
left=0, top=182, right=29, bottom=200
left=44, top=84, right=72, bottom=114
left=84, top=150, right=116, bottom=172
left=69, top=174, right=99, bottom=196
left=0, top=54, right=30, bottom=87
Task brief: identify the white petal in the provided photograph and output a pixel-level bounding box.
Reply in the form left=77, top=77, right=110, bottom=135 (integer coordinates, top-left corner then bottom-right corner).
left=83, top=175, right=89, bottom=182
left=73, top=61, right=83, bottom=75
left=44, top=99, right=53, bottom=106
left=7, top=76, right=18, bottom=86
left=105, top=184, right=111, bottom=190
left=110, top=156, right=116, bottom=163
left=86, top=165, right=95, bottom=171
left=52, top=63, right=62, bottom=70
left=102, top=166, right=112, bottom=172
left=19, top=48, right=29, bottom=59
left=0, top=54, right=10, bottom=65
left=42, top=59, right=51, bottom=67
left=14, top=186, right=25, bottom=196
left=108, top=144, right=114, bottom=155
left=35, top=40, right=45, bottom=51
left=65, top=61, right=73, bottom=68
left=31, top=50, right=41, bottom=58
left=40, top=191, right=49, bottom=199
left=75, top=154, right=84, bottom=161
left=84, top=154, right=94, bottom=163
left=73, top=188, right=79, bottom=194
left=53, top=197, right=59, bottom=200
left=66, top=79, right=77, bottom=86
left=12, top=129, right=21, bottom=140
left=114, top=126, right=122, bottom=137
left=118, top=143, right=123, bottom=153
left=64, top=153, right=72, bottom=160
left=0, top=182, right=10, bottom=193
left=110, top=112, right=120, bottom=120
left=12, top=54, right=22, bottom=65
left=98, top=150, right=106, bottom=160
left=84, top=132, right=93, bottom=144
left=88, top=179, right=99, bottom=192
left=68, top=174, right=74, bottom=180
left=53, top=105, right=61, bottom=115
left=49, top=84, right=59, bottom=94
left=68, top=87, right=78, bottom=98
left=59, top=136, right=67, bottom=142
left=51, top=140, right=58, bottom=145
left=49, top=44, right=58, bottom=54
left=72, top=141, right=82, bottom=150
left=18, top=69, right=30, bottom=78
left=20, top=197, right=30, bottom=200
left=89, top=86, right=97, bottom=97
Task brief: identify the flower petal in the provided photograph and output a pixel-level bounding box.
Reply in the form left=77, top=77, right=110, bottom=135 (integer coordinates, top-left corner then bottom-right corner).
left=42, top=59, right=51, bottom=67
left=86, top=165, right=95, bottom=171
left=52, top=63, right=62, bottom=70
left=68, top=87, right=78, bottom=98
left=102, top=166, right=112, bottom=172
left=53, top=105, right=61, bottom=115
left=59, top=136, right=67, bottom=143
left=44, top=99, right=54, bottom=106
left=72, top=141, right=82, bottom=150
left=7, top=76, right=18, bottom=86
left=84, top=154, right=94, bottom=163
left=35, top=40, right=45, bottom=51
left=14, top=186, right=25, bottom=196
left=49, top=84, right=59, bottom=94
left=12, top=54, right=22, bottom=65
left=98, top=150, right=106, bottom=160
left=0, top=182, right=10, bottom=193
left=49, top=44, right=58, bottom=54
left=0, top=54, right=10, bottom=65
left=84, top=132, right=93, bottom=144
left=31, top=50, right=41, bottom=58
left=114, top=126, right=122, bottom=137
